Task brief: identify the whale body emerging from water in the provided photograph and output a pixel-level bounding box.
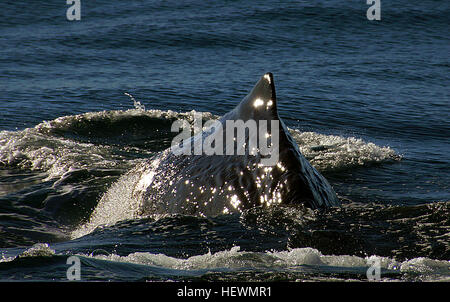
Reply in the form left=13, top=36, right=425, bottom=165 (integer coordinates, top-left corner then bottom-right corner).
left=133, top=73, right=340, bottom=216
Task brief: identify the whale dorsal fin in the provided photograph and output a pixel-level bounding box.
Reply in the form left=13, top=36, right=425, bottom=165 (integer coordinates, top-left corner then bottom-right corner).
left=224, top=72, right=340, bottom=209
left=224, top=72, right=279, bottom=122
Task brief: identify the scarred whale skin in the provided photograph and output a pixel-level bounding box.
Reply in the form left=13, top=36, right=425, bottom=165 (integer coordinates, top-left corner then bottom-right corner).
left=133, top=73, right=340, bottom=216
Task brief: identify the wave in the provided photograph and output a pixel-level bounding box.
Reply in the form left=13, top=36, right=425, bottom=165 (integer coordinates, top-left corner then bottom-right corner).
left=0, top=108, right=209, bottom=181
left=292, top=129, right=400, bottom=172
left=88, top=246, right=450, bottom=281
left=3, top=243, right=448, bottom=281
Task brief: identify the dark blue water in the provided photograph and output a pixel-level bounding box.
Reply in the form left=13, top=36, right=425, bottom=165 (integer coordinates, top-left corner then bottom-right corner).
left=0, top=0, right=448, bottom=281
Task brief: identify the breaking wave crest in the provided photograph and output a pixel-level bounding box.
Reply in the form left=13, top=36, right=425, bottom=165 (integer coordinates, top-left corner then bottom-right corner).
left=0, top=109, right=214, bottom=181
left=4, top=243, right=447, bottom=281
left=292, top=130, right=400, bottom=172
left=88, top=246, right=449, bottom=281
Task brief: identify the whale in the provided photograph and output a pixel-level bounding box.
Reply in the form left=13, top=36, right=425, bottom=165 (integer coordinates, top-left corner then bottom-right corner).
left=131, top=73, right=340, bottom=217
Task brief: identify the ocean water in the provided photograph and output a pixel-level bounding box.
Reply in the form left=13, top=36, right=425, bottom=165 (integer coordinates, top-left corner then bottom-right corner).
left=0, top=0, right=449, bottom=282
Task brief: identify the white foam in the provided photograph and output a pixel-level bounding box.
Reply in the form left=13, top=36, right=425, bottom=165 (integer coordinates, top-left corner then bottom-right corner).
left=18, top=243, right=56, bottom=258
left=291, top=130, right=400, bottom=171
left=1, top=243, right=446, bottom=281
left=88, top=246, right=449, bottom=281
left=0, top=127, right=120, bottom=181
left=0, top=243, right=56, bottom=264
left=0, top=254, right=16, bottom=263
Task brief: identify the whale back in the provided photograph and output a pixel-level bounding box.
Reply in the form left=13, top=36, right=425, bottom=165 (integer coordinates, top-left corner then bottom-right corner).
left=134, top=73, right=340, bottom=216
